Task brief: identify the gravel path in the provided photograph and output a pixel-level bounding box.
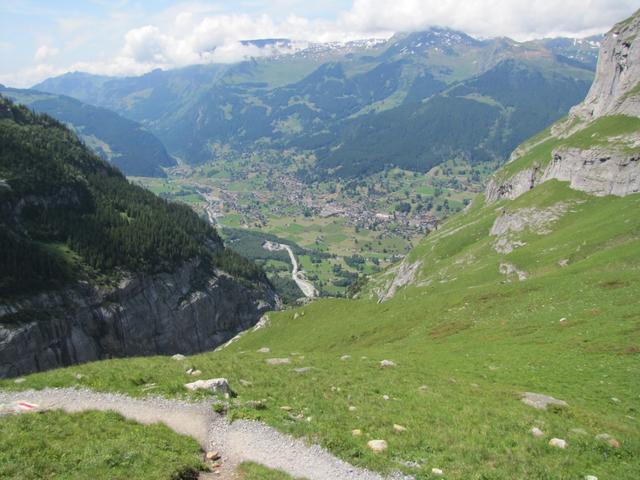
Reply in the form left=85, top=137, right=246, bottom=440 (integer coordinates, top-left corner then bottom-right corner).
left=0, top=388, right=409, bottom=480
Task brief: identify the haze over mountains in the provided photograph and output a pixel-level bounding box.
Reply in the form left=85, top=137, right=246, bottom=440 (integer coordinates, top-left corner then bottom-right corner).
left=34, top=27, right=600, bottom=178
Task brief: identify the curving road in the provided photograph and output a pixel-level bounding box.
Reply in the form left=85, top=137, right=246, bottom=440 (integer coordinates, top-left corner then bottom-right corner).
left=263, top=241, right=318, bottom=298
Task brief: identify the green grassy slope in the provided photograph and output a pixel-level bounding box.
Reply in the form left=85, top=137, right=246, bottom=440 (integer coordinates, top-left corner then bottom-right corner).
left=4, top=179, right=638, bottom=479
left=0, top=410, right=204, bottom=479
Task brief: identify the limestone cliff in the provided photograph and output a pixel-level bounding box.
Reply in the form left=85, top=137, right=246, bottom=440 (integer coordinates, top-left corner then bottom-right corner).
left=0, top=260, right=277, bottom=377
left=486, top=10, right=640, bottom=203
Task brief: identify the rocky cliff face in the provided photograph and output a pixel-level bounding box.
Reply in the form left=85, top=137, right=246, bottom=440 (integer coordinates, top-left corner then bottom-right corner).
left=571, top=11, right=640, bottom=120
left=486, top=10, right=640, bottom=203
left=0, top=260, right=278, bottom=378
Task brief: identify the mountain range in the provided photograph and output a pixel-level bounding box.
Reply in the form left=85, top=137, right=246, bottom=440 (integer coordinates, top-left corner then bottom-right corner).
left=34, top=28, right=601, bottom=178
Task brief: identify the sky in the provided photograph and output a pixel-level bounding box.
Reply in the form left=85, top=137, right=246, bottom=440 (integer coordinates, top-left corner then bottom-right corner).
left=0, top=0, right=638, bottom=87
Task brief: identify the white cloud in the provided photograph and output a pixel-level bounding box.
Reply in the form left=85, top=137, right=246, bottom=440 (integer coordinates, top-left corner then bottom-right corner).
left=2, top=0, right=638, bottom=86
left=339, top=0, right=638, bottom=40
left=34, top=45, right=60, bottom=62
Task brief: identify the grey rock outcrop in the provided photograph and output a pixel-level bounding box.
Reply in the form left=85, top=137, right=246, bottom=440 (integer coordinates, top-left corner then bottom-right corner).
left=486, top=10, right=640, bottom=204
left=540, top=147, right=640, bottom=196
left=0, top=259, right=277, bottom=378
left=485, top=167, right=540, bottom=203
left=571, top=10, right=640, bottom=120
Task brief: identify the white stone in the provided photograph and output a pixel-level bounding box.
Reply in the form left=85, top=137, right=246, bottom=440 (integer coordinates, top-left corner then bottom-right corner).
left=530, top=427, right=545, bottom=437
left=367, top=440, right=388, bottom=453
left=393, top=424, right=407, bottom=432
left=549, top=438, right=568, bottom=449
left=257, top=347, right=270, bottom=353
left=379, top=360, right=396, bottom=368
left=266, top=358, right=291, bottom=365
left=340, top=355, right=351, bottom=361
left=584, top=476, right=598, bottom=480
left=521, top=392, right=568, bottom=410
left=171, top=354, right=186, bottom=361
left=184, top=378, right=235, bottom=398
left=431, top=468, right=444, bottom=476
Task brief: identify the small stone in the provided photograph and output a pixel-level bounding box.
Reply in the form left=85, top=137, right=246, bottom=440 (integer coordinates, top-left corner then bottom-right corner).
left=239, top=379, right=252, bottom=387
left=367, top=439, right=388, bottom=453
left=559, top=317, right=567, bottom=323
left=293, top=367, right=312, bottom=374
left=14, top=378, right=26, bottom=384
left=393, top=424, right=407, bottom=432
left=584, top=475, right=598, bottom=480
left=348, top=406, right=357, bottom=412
left=74, top=373, right=84, bottom=380
left=530, top=427, right=545, bottom=438
left=184, top=378, right=236, bottom=398
left=340, top=355, right=351, bottom=361
left=205, top=451, right=220, bottom=461
left=595, top=433, right=611, bottom=441
left=293, top=313, right=300, bottom=319
left=280, top=406, right=292, bottom=411
left=418, top=385, right=428, bottom=391
left=548, top=438, right=568, bottom=449
left=379, top=360, right=396, bottom=368
left=382, top=395, right=390, bottom=401
left=171, top=354, right=186, bottom=361
left=558, top=259, right=569, bottom=267
left=257, top=347, right=270, bottom=353
left=352, top=429, right=362, bottom=437
left=611, top=397, right=621, bottom=403
left=191, top=370, right=202, bottom=376
left=431, top=468, right=444, bottom=476
left=266, top=358, right=291, bottom=365
left=470, top=383, right=480, bottom=388
left=521, top=392, right=568, bottom=410
left=186, top=368, right=193, bottom=374
left=607, top=438, right=621, bottom=448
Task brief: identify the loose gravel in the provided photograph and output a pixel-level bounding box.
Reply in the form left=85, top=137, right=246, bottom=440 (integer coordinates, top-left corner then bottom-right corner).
left=0, top=388, right=411, bottom=480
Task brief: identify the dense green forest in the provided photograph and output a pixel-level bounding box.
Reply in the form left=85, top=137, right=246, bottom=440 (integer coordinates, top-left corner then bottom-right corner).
left=0, top=96, right=267, bottom=296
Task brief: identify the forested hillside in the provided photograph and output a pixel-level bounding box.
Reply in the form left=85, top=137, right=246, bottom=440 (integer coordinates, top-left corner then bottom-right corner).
left=0, top=95, right=265, bottom=296
left=0, top=86, right=175, bottom=177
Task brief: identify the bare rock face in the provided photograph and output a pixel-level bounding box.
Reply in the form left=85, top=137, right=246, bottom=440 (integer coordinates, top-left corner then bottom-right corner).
left=485, top=167, right=540, bottom=203
left=374, top=259, right=422, bottom=303
left=486, top=10, right=640, bottom=204
left=571, top=10, right=640, bottom=120
left=0, top=260, right=277, bottom=378
left=541, top=147, right=640, bottom=196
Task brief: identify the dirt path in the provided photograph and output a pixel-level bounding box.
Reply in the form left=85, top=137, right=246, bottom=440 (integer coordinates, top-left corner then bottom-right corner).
left=0, top=388, right=408, bottom=480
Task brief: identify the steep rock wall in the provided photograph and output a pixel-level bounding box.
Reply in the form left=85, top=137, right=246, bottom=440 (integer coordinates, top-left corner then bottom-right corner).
left=0, top=260, right=277, bottom=377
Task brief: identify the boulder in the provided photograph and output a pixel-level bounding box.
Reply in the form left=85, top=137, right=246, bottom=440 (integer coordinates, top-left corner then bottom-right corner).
left=521, top=392, right=568, bottom=410
left=367, top=439, right=388, bottom=453
left=266, top=358, right=291, bottom=365
left=184, top=378, right=236, bottom=398
left=530, top=427, right=545, bottom=438
left=548, top=438, right=568, bottom=449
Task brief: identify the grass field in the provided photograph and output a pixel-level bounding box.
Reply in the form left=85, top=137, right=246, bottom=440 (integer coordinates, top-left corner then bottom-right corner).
left=0, top=410, right=204, bottom=479
left=4, top=180, right=638, bottom=479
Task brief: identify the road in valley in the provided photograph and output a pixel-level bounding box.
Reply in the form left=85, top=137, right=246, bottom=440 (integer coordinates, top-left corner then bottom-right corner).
left=263, top=241, right=318, bottom=298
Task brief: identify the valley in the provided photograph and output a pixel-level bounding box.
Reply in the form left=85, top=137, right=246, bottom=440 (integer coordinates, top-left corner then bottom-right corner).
left=132, top=154, right=496, bottom=298
left=1, top=4, right=639, bottom=480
